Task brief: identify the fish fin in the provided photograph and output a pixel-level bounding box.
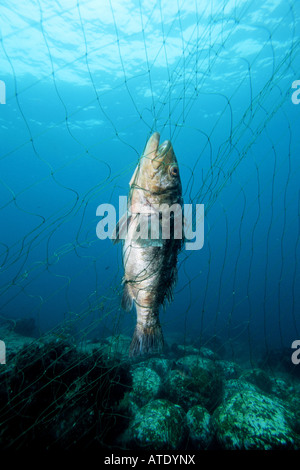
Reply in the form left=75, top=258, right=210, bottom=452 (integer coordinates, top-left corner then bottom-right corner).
left=121, top=283, right=133, bottom=312
left=162, top=262, right=178, bottom=307
left=129, top=322, right=164, bottom=357
left=166, top=268, right=178, bottom=301
left=129, top=165, right=139, bottom=187
left=112, top=213, right=131, bottom=244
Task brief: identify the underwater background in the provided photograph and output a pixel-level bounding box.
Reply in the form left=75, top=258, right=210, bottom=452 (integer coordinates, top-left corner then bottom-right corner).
left=0, top=0, right=299, bottom=451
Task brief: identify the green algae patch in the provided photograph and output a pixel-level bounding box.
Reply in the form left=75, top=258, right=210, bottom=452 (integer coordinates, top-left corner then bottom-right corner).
left=125, top=398, right=188, bottom=450
left=213, top=389, right=296, bottom=450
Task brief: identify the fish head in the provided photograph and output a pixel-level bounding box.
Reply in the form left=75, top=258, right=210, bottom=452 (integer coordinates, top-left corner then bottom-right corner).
left=130, top=132, right=182, bottom=203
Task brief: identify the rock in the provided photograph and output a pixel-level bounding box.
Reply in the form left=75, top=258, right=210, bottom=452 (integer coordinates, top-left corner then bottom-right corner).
left=213, top=389, right=297, bottom=449
left=177, top=344, right=200, bottom=355
left=286, top=390, right=300, bottom=441
left=222, top=378, right=259, bottom=401
left=171, top=355, right=223, bottom=412
left=125, top=399, right=187, bottom=450
left=176, top=354, right=212, bottom=372
left=166, top=370, right=200, bottom=410
left=0, top=338, right=132, bottom=449
left=216, top=360, right=242, bottom=380
left=102, top=334, right=132, bottom=359
left=199, top=347, right=219, bottom=360
left=130, top=366, right=161, bottom=407
left=80, top=334, right=133, bottom=361
left=186, top=405, right=214, bottom=449
left=137, top=357, right=171, bottom=378
left=116, top=391, right=140, bottom=417
left=242, top=368, right=273, bottom=394
left=0, top=328, right=39, bottom=362
left=176, top=345, right=219, bottom=360
left=269, top=376, right=294, bottom=401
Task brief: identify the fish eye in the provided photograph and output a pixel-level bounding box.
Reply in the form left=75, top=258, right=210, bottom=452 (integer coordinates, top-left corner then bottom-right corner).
left=169, top=165, right=179, bottom=177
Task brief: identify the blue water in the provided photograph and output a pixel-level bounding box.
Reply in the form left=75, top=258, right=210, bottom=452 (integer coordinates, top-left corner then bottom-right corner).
left=0, top=0, right=300, bottom=361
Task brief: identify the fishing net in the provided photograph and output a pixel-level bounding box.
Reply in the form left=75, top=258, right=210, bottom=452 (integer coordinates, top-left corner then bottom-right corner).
left=0, top=0, right=299, bottom=451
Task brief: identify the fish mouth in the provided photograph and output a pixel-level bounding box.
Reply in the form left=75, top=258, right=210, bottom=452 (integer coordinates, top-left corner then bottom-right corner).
left=157, top=140, right=171, bottom=157
left=152, top=139, right=171, bottom=169
left=142, top=133, right=173, bottom=170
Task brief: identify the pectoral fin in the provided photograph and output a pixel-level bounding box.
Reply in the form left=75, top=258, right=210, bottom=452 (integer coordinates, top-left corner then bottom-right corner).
left=112, top=213, right=131, bottom=244
left=129, top=165, right=139, bottom=187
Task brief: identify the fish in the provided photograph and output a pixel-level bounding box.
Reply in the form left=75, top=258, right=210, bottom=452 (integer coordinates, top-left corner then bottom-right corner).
left=113, top=132, right=184, bottom=356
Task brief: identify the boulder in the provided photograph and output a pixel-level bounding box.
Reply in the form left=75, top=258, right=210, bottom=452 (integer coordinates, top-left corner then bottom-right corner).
left=186, top=405, right=214, bottom=449
left=213, top=389, right=297, bottom=449
left=130, top=365, right=161, bottom=407
left=169, top=355, right=223, bottom=412
left=125, top=398, right=187, bottom=450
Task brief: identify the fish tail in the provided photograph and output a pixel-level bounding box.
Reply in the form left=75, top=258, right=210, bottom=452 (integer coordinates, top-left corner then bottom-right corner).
left=129, top=322, right=164, bottom=357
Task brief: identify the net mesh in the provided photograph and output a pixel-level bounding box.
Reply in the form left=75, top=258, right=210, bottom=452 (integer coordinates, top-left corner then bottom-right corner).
left=0, top=0, right=299, bottom=450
